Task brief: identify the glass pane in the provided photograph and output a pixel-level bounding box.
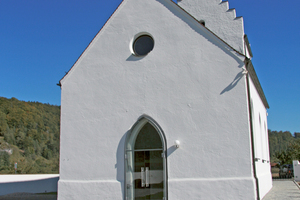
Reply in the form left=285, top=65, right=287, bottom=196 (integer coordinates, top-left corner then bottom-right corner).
left=134, top=151, right=147, bottom=200
left=149, top=151, right=164, bottom=199
left=134, top=151, right=164, bottom=200
left=133, top=35, right=154, bottom=56
left=134, top=123, right=163, bottom=150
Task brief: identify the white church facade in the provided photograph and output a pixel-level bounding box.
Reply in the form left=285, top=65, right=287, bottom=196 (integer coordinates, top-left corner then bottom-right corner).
left=58, top=0, right=272, bottom=199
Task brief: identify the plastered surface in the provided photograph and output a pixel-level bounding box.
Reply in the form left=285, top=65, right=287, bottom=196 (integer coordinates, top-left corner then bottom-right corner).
left=248, top=76, right=272, bottom=199
left=58, top=0, right=270, bottom=199
left=178, top=0, right=245, bottom=53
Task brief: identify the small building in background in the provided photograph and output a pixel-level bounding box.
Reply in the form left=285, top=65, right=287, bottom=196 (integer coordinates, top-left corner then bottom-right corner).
left=293, top=160, right=300, bottom=181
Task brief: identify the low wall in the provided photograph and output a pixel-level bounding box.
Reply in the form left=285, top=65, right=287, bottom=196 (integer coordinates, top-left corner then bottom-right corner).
left=0, top=174, right=59, bottom=196
left=293, top=160, right=300, bottom=182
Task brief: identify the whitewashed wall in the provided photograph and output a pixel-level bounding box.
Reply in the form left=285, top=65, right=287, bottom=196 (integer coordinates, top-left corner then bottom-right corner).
left=293, top=160, right=300, bottom=181
left=178, top=0, right=245, bottom=54
left=58, top=0, right=263, bottom=199
left=248, top=76, right=272, bottom=199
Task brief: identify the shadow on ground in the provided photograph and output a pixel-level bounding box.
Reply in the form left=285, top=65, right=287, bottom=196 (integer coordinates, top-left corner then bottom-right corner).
left=0, top=192, right=57, bottom=200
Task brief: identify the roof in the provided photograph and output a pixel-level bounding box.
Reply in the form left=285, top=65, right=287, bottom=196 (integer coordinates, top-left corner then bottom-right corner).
left=171, top=0, right=245, bottom=57
left=246, top=58, right=269, bottom=109
left=58, top=0, right=269, bottom=110
left=58, top=0, right=245, bottom=86
left=58, top=0, right=126, bottom=86
left=270, top=162, right=278, bottom=167
left=244, top=35, right=253, bottom=58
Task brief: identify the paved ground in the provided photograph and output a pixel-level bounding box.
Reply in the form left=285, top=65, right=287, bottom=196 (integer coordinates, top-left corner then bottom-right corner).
left=0, top=192, right=57, bottom=200
left=263, top=180, right=300, bottom=200
left=0, top=180, right=299, bottom=199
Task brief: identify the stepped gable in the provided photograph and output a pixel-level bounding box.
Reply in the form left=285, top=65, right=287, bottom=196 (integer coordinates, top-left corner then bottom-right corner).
left=178, top=0, right=245, bottom=54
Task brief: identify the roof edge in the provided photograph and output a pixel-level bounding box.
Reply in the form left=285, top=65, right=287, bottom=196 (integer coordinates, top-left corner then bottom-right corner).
left=244, top=34, right=253, bottom=58
left=58, top=0, right=247, bottom=86
left=171, top=0, right=244, bottom=57
left=245, top=58, right=269, bottom=109
left=58, top=0, right=125, bottom=87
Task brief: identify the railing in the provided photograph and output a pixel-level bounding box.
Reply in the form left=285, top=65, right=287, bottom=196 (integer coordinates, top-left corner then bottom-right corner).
left=271, top=166, right=294, bottom=180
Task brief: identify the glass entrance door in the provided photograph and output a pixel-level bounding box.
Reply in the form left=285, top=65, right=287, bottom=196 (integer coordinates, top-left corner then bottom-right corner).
left=125, top=119, right=166, bottom=200
left=134, top=150, right=164, bottom=200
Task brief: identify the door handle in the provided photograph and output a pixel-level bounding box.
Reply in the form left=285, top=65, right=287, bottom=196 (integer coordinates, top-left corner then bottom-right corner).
left=145, top=167, right=149, bottom=187
left=141, top=167, right=145, bottom=187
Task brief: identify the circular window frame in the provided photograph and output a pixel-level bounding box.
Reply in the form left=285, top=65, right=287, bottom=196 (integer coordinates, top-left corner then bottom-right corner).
left=130, top=32, right=155, bottom=57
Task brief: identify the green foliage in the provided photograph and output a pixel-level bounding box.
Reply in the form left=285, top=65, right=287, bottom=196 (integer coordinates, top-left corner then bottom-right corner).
left=274, top=151, right=292, bottom=166
left=295, top=132, right=300, bottom=139
left=0, top=151, right=10, bottom=171
left=1, top=95, right=298, bottom=173
left=269, top=130, right=300, bottom=165
left=0, top=97, right=60, bottom=174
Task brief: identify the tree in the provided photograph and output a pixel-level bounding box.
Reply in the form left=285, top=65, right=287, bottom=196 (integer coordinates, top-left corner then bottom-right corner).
left=275, top=150, right=292, bottom=166
left=275, top=139, right=300, bottom=166
left=0, top=96, right=60, bottom=174
left=294, top=132, right=300, bottom=139
left=287, top=140, right=300, bottom=161
left=0, top=151, right=10, bottom=171
left=4, top=125, right=15, bottom=145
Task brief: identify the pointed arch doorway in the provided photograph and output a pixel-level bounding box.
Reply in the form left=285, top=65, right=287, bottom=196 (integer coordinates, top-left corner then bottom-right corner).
left=125, top=116, right=167, bottom=200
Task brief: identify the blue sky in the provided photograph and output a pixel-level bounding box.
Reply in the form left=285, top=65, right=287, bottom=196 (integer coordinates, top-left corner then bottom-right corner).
left=0, top=0, right=299, bottom=134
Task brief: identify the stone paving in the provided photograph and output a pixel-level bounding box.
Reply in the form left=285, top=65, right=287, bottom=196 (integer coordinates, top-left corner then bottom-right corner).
left=263, top=180, right=300, bottom=200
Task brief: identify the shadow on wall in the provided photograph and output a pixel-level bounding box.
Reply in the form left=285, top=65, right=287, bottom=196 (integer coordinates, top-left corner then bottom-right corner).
left=156, top=0, right=245, bottom=95
left=167, top=145, right=177, bottom=157
left=220, top=71, right=244, bottom=95
left=115, top=126, right=179, bottom=199
left=156, top=0, right=245, bottom=65
left=0, top=176, right=59, bottom=196
left=126, top=54, right=145, bottom=61
left=116, top=132, right=127, bottom=199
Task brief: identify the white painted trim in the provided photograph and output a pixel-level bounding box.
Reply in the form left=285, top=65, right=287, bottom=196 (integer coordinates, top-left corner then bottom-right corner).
left=0, top=174, right=59, bottom=183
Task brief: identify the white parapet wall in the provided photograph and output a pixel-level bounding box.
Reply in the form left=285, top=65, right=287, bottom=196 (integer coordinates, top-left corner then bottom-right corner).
left=293, top=160, right=300, bottom=181
left=0, top=174, right=59, bottom=196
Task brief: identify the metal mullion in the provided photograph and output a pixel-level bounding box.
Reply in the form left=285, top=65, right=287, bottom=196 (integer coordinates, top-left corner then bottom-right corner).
left=133, top=148, right=163, bottom=152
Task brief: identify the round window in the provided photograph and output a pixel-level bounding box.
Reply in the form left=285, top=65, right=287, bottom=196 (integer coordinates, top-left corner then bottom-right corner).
left=133, top=35, right=154, bottom=56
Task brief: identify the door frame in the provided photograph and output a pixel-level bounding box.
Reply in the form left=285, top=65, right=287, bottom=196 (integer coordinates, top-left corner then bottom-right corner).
left=124, top=115, right=167, bottom=200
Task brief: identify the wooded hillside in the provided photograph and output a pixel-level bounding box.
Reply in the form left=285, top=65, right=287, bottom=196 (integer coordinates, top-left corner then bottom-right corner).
left=269, top=130, right=300, bottom=165
left=0, top=96, right=298, bottom=173
left=0, top=97, right=60, bottom=174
